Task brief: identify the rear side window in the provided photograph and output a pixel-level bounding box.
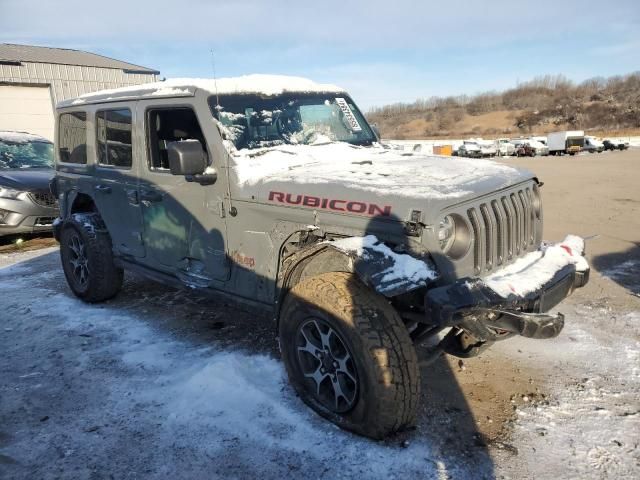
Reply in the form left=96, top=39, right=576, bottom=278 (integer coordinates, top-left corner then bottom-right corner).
left=97, top=108, right=132, bottom=168
left=58, top=112, right=87, bottom=164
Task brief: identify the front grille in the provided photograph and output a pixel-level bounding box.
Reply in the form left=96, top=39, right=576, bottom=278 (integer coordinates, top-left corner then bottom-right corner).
left=29, top=191, right=58, bottom=208
left=467, top=186, right=537, bottom=274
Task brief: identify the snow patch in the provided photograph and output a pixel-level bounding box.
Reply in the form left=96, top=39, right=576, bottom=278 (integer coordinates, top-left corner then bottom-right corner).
left=483, top=235, right=589, bottom=297
left=501, top=306, right=640, bottom=478
left=59, top=74, right=344, bottom=107
left=0, top=250, right=483, bottom=478
left=328, top=235, right=437, bottom=293
left=0, top=130, right=51, bottom=144
left=231, top=142, right=527, bottom=200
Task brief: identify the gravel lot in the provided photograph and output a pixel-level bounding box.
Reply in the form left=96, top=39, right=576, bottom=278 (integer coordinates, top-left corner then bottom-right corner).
left=1, top=149, right=639, bottom=479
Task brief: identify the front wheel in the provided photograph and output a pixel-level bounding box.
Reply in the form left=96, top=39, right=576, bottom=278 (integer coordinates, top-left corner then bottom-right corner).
left=60, top=213, right=123, bottom=302
left=279, top=272, right=419, bottom=439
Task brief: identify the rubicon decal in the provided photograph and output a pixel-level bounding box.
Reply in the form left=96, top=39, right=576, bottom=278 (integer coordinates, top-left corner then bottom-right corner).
left=268, top=191, right=391, bottom=216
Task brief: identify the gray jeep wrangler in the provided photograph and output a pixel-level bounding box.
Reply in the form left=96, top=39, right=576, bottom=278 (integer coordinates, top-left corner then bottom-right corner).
left=52, top=75, right=589, bottom=439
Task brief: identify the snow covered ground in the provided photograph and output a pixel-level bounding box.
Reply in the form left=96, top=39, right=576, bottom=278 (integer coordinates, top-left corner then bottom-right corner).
left=1, top=244, right=638, bottom=479
left=0, top=249, right=493, bottom=479
left=1, top=150, right=639, bottom=479
left=495, top=302, right=640, bottom=478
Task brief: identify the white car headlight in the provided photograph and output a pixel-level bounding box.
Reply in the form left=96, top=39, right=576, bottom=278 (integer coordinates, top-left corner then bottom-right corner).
left=0, top=187, right=24, bottom=200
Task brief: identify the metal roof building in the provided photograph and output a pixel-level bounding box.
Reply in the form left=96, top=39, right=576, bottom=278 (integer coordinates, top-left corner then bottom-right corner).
left=0, top=44, right=160, bottom=140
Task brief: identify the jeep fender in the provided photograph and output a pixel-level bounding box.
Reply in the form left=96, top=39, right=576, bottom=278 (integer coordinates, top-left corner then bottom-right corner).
left=278, top=239, right=438, bottom=317
left=54, top=190, right=98, bottom=240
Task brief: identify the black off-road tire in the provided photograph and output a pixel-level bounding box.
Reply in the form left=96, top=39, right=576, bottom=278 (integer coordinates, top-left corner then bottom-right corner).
left=279, top=272, right=419, bottom=439
left=60, top=213, right=123, bottom=303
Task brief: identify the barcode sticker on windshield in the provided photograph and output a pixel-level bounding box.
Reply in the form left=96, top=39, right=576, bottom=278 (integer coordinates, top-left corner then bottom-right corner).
left=335, top=98, right=362, bottom=132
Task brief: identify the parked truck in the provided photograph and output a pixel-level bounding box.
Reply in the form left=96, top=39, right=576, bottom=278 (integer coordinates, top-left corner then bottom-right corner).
left=547, top=130, right=584, bottom=156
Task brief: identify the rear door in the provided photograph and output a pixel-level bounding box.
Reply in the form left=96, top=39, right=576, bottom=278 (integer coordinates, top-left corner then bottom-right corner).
left=92, top=104, right=145, bottom=258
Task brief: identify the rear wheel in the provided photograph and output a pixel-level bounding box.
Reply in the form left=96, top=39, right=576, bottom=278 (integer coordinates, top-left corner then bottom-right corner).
left=279, top=272, right=419, bottom=439
left=60, top=213, right=123, bottom=302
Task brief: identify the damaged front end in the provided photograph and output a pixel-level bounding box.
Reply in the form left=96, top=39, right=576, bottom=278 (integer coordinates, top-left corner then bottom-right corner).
left=421, top=235, right=590, bottom=358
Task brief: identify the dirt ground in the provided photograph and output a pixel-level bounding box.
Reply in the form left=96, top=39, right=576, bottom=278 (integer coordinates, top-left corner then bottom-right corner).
left=0, top=149, right=638, bottom=479
left=0, top=235, right=57, bottom=254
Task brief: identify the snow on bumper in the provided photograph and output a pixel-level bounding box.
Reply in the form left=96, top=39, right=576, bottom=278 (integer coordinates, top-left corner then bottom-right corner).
left=483, top=235, right=589, bottom=298
left=425, top=235, right=590, bottom=338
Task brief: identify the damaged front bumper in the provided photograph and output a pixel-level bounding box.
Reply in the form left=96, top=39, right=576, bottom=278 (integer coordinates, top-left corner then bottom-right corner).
left=424, top=236, right=589, bottom=345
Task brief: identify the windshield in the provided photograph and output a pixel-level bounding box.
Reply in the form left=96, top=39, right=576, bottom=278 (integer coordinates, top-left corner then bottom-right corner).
left=209, top=93, right=376, bottom=150
left=0, top=140, right=54, bottom=169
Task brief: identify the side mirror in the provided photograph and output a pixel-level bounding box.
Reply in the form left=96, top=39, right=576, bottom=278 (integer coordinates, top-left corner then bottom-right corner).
left=168, top=140, right=206, bottom=176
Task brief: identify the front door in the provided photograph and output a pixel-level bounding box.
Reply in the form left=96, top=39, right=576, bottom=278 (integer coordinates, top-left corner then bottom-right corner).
left=136, top=102, right=229, bottom=283
left=92, top=105, right=145, bottom=258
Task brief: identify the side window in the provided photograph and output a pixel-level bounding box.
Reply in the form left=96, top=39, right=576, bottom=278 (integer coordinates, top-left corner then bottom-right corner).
left=147, top=108, right=207, bottom=171
left=58, top=112, right=87, bottom=164
left=96, top=108, right=132, bottom=168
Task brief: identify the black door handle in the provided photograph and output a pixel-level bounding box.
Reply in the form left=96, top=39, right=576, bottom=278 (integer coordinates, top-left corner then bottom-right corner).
left=139, top=189, right=163, bottom=203
left=94, top=184, right=112, bottom=194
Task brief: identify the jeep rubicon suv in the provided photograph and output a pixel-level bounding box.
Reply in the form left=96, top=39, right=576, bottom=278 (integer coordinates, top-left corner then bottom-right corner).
left=52, top=75, right=589, bottom=439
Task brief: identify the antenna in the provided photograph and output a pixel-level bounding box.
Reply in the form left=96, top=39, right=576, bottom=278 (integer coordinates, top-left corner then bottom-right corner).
left=210, top=48, right=219, bottom=108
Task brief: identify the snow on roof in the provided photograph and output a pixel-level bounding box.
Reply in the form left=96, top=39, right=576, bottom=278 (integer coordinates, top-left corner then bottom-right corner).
left=0, top=131, right=51, bottom=143
left=58, top=75, right=345, bottom=107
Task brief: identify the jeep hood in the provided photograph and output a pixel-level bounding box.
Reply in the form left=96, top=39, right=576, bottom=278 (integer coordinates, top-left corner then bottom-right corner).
left=229, top=142, right=534, bottom=216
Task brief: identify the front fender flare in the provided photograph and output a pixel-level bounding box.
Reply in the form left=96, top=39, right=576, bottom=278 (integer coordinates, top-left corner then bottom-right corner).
left=279, top=237, right=438, bottom=301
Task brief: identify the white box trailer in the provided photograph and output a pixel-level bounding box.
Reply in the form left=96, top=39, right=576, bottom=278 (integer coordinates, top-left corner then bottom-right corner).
left=547, top=130, right=584, bottom=155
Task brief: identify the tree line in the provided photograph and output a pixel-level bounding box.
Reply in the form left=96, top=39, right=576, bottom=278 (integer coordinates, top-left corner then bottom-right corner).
left=367, top=72, right=640, bottom=138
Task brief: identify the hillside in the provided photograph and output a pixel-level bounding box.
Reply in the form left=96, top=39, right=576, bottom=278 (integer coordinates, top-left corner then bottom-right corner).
left=367, top=73, right=640, bottom=139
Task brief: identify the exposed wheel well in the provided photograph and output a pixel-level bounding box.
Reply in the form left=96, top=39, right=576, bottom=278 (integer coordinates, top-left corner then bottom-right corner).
left=70, top=193, right=97, bottom=214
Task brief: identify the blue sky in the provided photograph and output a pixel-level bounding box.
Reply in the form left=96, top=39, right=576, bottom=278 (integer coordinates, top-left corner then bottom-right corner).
left=1, top=0, right=638, bottom=109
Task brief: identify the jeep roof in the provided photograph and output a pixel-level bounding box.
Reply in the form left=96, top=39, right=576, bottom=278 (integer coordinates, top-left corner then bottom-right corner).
left=57, top=74, right=345, bottom=107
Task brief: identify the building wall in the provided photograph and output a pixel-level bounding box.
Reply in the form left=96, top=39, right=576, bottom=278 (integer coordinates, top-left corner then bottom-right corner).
left=0, top=61, right=158, bottom=140
left=0, top=85, right=55, bottom=139
left=0, top=61, right=158, bottom=105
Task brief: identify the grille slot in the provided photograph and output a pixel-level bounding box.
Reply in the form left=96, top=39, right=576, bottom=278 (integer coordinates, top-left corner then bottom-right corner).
left=467, top=187, right=537, bottom=274
left=34, top=217, right=55, bottom=226
left=29, top=191, right=58, bottom=208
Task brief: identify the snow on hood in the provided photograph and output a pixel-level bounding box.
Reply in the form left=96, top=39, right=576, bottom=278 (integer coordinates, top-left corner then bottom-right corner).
left=231, top=142, right=531, bottom=200
left=61, top=75, right=344, bottom=106
left=0, top=131, right=51, bottom=144
left=483, top=235, right=589, bottom=298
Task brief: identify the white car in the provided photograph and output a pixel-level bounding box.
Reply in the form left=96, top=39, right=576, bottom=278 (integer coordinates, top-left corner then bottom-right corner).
left=477, top=140, right=497, bottom=157
left=526, top=139, right=549, bottom=156
left=583, top=136, right=604, bottom=153
left=457, top=141, right=482, bottom=158
left=495, top=138, right=515, bottom=156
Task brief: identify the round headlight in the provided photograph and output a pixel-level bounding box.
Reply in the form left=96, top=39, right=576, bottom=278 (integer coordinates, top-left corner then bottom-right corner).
left=438, top=215, right=456, bottom=252
left=438, top=214, right=472, bottom=259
